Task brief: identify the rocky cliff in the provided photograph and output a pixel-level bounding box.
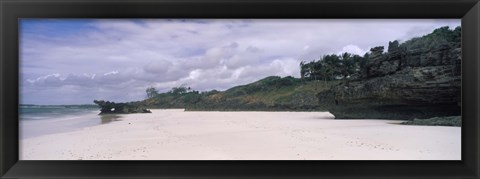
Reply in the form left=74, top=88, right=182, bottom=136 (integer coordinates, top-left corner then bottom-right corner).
left=93, top=100, right=152, bottom=115
left=317, top=32, right=461, bottom=119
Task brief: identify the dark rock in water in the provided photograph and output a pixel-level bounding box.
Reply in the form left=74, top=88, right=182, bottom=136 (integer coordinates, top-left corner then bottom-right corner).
left=93, top=100, right=152, bottom=115
left=318, top=41, right=461, bottom=120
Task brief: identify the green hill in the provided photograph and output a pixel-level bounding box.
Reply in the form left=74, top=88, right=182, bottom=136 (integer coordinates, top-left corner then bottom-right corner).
left=140, top=76, right=338, bottom=111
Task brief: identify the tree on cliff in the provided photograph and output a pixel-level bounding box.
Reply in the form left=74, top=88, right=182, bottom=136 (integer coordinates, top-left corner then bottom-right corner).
left=300, top=61, right=307, bottom=81
left=146, top=87, right=159, bottom=99
left=169, top=85, right=192, bottom=95
left=300, top=52, right=365, bottom=81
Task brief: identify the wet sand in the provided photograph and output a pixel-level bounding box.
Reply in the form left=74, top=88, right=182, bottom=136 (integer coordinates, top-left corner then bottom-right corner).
left=20, top=109, right=461, bottom=160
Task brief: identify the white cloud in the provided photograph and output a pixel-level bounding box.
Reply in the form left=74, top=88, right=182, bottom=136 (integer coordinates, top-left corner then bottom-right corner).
left=103, top=71, right=119, bottom=76
left=339, top=45, right=368, bottom=55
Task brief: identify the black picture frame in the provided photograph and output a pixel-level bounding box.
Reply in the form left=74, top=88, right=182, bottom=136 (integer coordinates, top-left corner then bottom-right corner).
left=1, top=0, right=479, bottom=178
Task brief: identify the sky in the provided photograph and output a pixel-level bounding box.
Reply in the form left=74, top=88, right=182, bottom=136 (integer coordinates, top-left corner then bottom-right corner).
left=20, top=19, right=460, bottom=105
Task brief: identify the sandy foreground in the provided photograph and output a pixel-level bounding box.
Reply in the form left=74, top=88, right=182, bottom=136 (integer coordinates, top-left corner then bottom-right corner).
left=20, top=109, right=461, bottom=160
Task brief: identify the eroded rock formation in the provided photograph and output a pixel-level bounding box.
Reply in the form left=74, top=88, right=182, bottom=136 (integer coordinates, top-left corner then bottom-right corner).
left=93, top=100, right=152, bottom=115
left=317, top=40, right=461, bottom=120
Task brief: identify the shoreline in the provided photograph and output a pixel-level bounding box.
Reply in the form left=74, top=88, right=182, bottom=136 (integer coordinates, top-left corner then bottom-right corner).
left=20, top=109, right=461, bottom=160
left=20, top=110, right=104, bottom=139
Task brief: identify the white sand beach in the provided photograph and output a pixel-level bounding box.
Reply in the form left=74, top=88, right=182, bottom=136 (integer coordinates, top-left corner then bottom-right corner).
left=20, top=109, right=461, bottom=160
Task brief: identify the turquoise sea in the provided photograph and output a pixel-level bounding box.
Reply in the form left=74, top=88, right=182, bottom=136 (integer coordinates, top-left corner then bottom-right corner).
left=20, top=105, right=122, bottom=139
left=20, top=105, right=99, bottom=120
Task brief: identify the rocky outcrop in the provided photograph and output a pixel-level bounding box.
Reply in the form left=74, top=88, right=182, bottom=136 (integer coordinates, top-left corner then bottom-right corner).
left=317, top=40, right=461, bottom=120
left=93, top=100, right=151, bottom=115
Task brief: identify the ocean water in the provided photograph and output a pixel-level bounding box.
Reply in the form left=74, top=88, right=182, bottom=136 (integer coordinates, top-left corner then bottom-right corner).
left=20, top=105, right=122, bottom=139
left=20, top=105, right=99, bottom=120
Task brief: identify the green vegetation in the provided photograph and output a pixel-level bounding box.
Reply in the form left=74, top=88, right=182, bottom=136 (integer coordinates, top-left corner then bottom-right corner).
left=401, top=26, right=461, bottom=50
left=146, top=87, right=159, bottom=99
left=142, top=85, right=201, bottom=109
left=300, top=52, right=366, bottom=81
left=187, top=76, right=339, bottom=111
left=140, top=76, right=339, bottom=111
left=402, top=116, right=461, bottom=127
